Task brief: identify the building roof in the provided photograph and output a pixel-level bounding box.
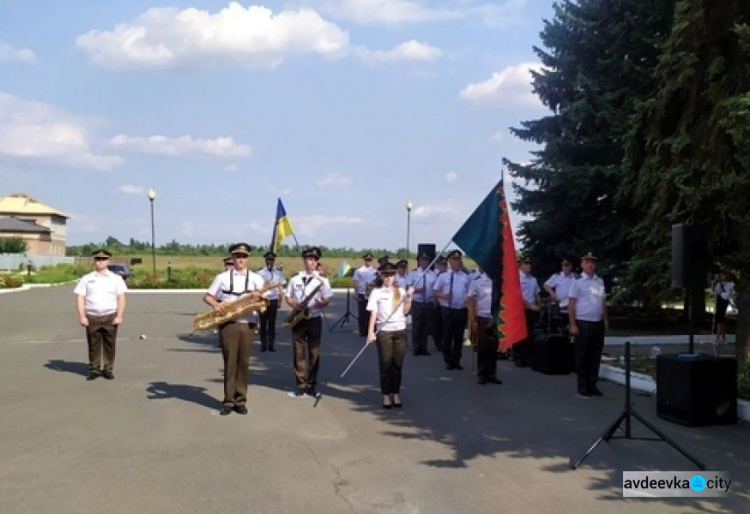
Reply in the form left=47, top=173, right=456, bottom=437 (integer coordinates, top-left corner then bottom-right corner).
left=0, top=216, right=51, bottom=234
left=0, top=193, right=69, bottom=218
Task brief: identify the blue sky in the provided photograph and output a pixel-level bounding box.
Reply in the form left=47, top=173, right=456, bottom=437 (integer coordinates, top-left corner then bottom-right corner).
left=0, top=0, right=552, bottom=251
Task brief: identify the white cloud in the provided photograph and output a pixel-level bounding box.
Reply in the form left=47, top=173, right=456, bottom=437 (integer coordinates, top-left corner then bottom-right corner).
left=445, top=172, right=458, bottom=183
left=0, top=40, right=36, bottom=63
left=412, top=203, right=458, bottom=221
left=468, top=0, right=526, bottom=27
left=117, top=185, right=145, bottom=195
left=109, top=134, right=251, bottom=157
left=0, top=92, right=122, bottom=171
left=459, top=61, right=544, bottom=108
left=76, top=3, right=350, bottom=71
left=317, top=173, right=351, bottom=187
left=296, top=214, right=364, bottom=236
left=225, top=164, right=239, bottom=172
left=356, top=40, right=442, bottom=62
left=324, top=0, right=458, bottom=24
left=490, top=131, right=504, bottom=143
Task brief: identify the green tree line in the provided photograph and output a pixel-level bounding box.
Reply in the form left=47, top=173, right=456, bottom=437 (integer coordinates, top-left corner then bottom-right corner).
left=66, top=236, right=414, bottom=260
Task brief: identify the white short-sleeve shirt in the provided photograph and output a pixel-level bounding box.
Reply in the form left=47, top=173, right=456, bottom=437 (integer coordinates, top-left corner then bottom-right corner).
left=569, top=273, right=606, bottom=322
left=74, top=270, right=127, bottom=316
left=207, top=268, right=266, bottom=323
left=257, top=267, right=286, bottom=300
left=467, top=272, right=493, bottom=318
left=366, top=286, right=408, bottom=331
left=285, top=272, right=333, bottom=318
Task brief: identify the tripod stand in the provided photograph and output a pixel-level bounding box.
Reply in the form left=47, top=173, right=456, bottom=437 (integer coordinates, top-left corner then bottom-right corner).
left=570, top=341, right=706, bottom=470
left=330, top=288, right=358, bottom=332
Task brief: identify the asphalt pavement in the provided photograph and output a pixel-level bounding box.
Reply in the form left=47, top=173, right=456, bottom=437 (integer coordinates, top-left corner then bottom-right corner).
left=0, top=285, right=748, bottom=514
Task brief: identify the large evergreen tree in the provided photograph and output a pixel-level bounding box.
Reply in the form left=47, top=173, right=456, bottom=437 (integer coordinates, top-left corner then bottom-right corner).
left=621, top=0, right=750, bottom=361
left=504, top=0, right=673, bottom=283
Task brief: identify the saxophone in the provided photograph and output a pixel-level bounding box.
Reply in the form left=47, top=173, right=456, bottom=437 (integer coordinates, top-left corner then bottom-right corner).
left=192, top=281, right=278, bottom=333
left=283, top=279, right=323, bottom=329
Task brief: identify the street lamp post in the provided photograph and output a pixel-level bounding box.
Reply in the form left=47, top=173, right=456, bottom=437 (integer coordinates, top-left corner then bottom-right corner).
left=405, top=201, right=413, bottom=259
left=147, top=188, right=157, bottom=277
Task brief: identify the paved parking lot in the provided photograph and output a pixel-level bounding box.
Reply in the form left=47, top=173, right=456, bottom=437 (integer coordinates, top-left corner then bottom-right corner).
left=0, top=285, right=748, bottom=513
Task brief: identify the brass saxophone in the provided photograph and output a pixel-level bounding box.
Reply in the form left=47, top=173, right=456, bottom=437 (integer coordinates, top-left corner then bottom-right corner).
left=192, top=282, right=278, bottom=333
left=284, top=279, right=323, bottom=330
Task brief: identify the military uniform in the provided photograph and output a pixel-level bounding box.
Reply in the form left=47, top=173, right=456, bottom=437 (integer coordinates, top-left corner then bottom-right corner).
left=407, top=253, right=436, bottom=356
left=468, top=270, right=501, bottom=384
left=433, top=250, right=471, bottom=370
left=257, top=251, right=286, bottom=352
left=352, top=253, right=378, bottom=337
left=514, top=256, right=540, bottom=367
left=74, top=249, right=127, bottom=381
left=285, top=247, right=333, bottom=396
left=205, top=243, right=265, bottom=415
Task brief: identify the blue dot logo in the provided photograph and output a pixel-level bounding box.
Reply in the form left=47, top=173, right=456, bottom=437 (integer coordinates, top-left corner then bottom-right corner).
left=690, top=475, right=706, bottom=492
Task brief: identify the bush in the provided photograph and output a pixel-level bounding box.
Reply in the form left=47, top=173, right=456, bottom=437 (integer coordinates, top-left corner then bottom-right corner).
left=24, top=263, right=90, bottom=284
left=0, top=274, right=24, bottom=288
left=739, top=365, right=750, bottom=402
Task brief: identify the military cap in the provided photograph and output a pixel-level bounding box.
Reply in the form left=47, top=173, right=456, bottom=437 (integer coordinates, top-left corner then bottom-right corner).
left=378, top=262, right=397, bottom=275
left=263, top=251, right=276, bottom=259
left=561, top=258, right=572, bottom=266
left=229, top=243, right=252, bottom=256
left=223, top=256, right=234, bottom=265
left=435, top=255, right=447, bottom=264
left=91, top=249, right=112, bottom=258
left=362, top=252, right=374, bottom=260
left=302, top=247, right=322, bottom=260
left=417, top=252, right=430, bottom=261
left=377, top=255, right=389, bottom=265
left=581, top=252, right=598, bottom=262
left=518, top=255, right=532, bottom=264
left=396, top=259, right=408, bottom=268
left=447, top=249, right=463, bottom=259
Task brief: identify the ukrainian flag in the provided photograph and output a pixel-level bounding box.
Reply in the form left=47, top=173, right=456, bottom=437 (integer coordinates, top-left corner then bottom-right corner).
left=270, top=198, right=294, bottom=253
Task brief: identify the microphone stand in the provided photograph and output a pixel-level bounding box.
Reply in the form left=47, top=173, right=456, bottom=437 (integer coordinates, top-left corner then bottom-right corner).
left=330, top=287, right=358, bottom=332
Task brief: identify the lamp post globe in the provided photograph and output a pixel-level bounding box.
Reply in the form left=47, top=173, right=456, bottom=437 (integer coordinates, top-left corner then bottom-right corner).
left=405, top=201, right=413, bottom=258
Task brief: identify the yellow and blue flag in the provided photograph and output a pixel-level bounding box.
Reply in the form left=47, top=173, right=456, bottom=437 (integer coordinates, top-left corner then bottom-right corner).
left=336, top=260, right=352, bottom=277
left=270, top=198, right=294, bottom=254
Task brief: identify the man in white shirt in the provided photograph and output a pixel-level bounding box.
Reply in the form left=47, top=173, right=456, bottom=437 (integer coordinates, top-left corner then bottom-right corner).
left=408, top=253, right=436, bottom=356
left=568, top=252, right=608, bottom=398
left=514, top=256, right=540, bottom=368
left=352, top=253, right=377, bottom=337
left=204, top=243, right=265, bottom=415
left=285, top=247, right=333, bottom=397
left=433, top=250, right=471, bottom=370
left=543, top=258, right=577, bottom=333
left=74, top=249, right=127, bottom=381
left=467, top=268, right=501, bottom=385
left=257, top=251, right=286, bottom=352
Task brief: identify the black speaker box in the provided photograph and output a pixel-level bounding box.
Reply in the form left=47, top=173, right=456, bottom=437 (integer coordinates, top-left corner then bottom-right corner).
left=671, top=224, right=708, bottom=290
left=656, top=354, right=737, bottom=426
left=417, top=243, right=436, bottom=266
left=532, top=334, right=573, bottom=374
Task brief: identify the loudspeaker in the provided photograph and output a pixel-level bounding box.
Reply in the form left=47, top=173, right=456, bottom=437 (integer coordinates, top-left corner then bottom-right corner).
left=532, top=334, right=573, bottom=374
left=671, top=224, right=708, bottom=290
left=656, top=354, right=737, bottom=426
left=417, top=243, right=436, bottom=265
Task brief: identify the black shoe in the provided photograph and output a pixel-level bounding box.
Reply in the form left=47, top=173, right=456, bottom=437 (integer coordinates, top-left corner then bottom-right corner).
left=103, top=371, right=114, bottom=380
left=392, top=396, right=402, bottom=408
left=454, top=363, right=464, bottom=371
left=86, top=372, right=99, bottom=381
left=513, top=360, right=526, bottom=368
left=422, top=351, right=431, bottom=356
left=268, top=346, right=276, bottom=352
left=589, top=386, right=604, bottom=397
left=487, top=376, right=503, bottom=384
left=260, top=346, right=267, bottom=352
left=477, top=376, right=487, bottom=385
left=445, top=364, right=454, bottom=371
left=305, top=387, right=317, bottom=397
left=234, top=405, right=248, bottom=415
left=577, top=387, right=591, bottom=398
left=220, top=406, right=233, bottom=416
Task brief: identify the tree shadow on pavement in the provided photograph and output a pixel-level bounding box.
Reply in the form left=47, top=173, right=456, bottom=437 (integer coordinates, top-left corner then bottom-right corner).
left=44, top=359, right=89, bottom=377
left=146, top=380, right=222, bottom=410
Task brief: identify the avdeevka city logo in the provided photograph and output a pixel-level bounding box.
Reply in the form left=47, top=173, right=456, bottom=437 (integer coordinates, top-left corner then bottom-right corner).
left=690, top=475, right=707, bottom=492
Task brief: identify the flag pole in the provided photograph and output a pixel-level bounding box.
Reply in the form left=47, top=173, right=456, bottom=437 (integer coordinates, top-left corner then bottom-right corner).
left=340, top=240, right=454, bottom=378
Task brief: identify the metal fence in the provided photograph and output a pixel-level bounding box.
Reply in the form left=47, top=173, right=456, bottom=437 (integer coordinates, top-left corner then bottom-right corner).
left=0, top=253, right=75, bottom=271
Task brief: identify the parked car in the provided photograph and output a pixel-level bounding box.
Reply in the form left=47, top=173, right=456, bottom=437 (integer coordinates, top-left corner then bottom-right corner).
left=108, top=264, right=133, bottom=280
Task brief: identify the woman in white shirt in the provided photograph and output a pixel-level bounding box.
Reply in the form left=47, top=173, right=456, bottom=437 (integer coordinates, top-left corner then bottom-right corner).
left=367, top=262, right=413, bottom=409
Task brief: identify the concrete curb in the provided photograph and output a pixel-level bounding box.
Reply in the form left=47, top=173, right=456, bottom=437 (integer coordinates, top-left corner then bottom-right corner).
left=599, top=364, right=749, bottom=422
